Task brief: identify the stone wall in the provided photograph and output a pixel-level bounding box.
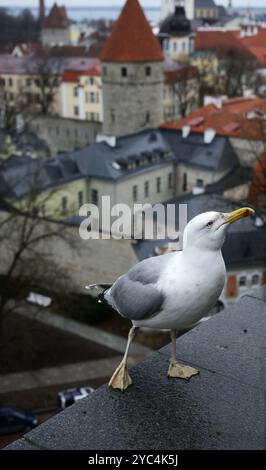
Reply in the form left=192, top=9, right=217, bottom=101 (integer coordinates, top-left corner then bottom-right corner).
left=102, top=61, right=164, bottom=137
left=0, top=211, right=138, bottom=293
left=29, top=116, right=102, bottom=154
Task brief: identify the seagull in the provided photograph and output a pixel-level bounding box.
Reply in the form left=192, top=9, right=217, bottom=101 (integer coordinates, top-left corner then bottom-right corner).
left=87, top=207, right=254, bottom=391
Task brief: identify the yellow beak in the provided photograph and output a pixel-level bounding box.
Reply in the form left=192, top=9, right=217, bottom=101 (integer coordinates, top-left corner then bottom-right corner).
left=223, top=207, right=255, bottom=225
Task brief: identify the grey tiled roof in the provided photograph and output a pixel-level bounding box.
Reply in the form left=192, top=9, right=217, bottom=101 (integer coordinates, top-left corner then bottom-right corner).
left=195, top=0, right=217, bottom=8
left=0, top=128, right=239, bottom=198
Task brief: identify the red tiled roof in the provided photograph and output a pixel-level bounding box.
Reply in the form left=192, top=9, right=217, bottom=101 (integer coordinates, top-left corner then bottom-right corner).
left=63, top=64, right=101, bottom=83
left=161, top=97, right=266, bottom=141
left=248, top=150, right=266, bottom=208
left=164, top=65, right=199, bottom=84
left=101, top=0, right=163, bottom=62
left=240, top=29, right=266, bottom=66
left=195, top=30, right=255, bottom=60
left=43, top=3, right=69, bottom=29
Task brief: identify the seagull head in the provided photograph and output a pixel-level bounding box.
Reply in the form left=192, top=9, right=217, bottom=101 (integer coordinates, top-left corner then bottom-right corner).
left=183, top=207, right=255, bottom=252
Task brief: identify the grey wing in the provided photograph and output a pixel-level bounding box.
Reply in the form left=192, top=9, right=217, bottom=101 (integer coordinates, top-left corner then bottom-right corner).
left=104, top=253, right=174, bottom=321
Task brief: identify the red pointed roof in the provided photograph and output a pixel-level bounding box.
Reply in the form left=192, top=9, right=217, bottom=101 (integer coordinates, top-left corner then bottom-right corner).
left=43, top=3, right=69, bottom=29
left=101, top=0, right=163, bottom=63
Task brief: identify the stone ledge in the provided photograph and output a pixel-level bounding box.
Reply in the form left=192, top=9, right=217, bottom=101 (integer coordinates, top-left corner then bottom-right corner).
left=5, top=287, right=266, bottom=451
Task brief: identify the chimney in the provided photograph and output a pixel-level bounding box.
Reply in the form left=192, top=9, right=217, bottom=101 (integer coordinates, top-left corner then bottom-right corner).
left=182, top=125, right=191, bottom=139
left=96, top=134, right=117, bottom=148
left=39, top=0, right=45, bottom=22
left=204, top=128, right=216, bottom=144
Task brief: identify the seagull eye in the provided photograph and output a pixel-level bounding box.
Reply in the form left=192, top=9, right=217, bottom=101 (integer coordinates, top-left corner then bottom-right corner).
left=206, top=221, right=214, bottom=228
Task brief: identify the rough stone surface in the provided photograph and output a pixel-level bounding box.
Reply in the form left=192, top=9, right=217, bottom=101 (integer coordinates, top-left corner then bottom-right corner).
left=102, top=61, right=163, bottom=136
left=5, top=288, right=266, bottom=450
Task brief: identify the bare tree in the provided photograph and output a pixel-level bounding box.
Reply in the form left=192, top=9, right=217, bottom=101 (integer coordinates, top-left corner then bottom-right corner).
left=167, top=66, right=199, bottom=120
left=32, top=55, right=61, bottom=116
left=217, top=48, right=258, bottom=97
left=0, top=156, right=76, bottom=341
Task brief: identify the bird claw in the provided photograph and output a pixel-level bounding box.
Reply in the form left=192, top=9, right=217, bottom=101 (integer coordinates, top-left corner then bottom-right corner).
left=168, top=360, right=199, bottom=380
left=108, top=361, right=133, bottom=391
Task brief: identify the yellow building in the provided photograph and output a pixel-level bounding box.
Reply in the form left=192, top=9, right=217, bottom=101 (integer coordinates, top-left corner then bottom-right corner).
left=60, top=63, right=103, bottom=123
left=190, top=50, right=219, bottom=87
left=0, top=57, right=61, bottom=116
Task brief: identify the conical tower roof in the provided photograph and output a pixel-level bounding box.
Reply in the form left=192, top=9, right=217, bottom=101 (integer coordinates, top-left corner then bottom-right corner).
left=101, top=0, right=163, bottom=62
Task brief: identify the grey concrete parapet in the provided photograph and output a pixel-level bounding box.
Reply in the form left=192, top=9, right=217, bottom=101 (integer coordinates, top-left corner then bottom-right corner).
left=5, top=287, right=266, bottom=450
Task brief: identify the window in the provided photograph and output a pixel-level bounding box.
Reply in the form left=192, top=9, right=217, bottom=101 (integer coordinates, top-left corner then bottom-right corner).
left=111, top=111, right=115, bottom=124
left=168, top=172, right=173, bottom=189
left=35, top=79, right=40, bottom=87
left=146, top=111, right=150, bottom=123
left=8, top=78, right=13, bottom=87
left=121, top=67, right=127, bottom=77
left=156, top=177, right=161, bottom=193
left=61, top=196, right=68, bottom=214
left=91, top=112, right=95, bottom=121
left=78, top=191, right=84, bottom=206
left=133, top=185, right=138, bottom=202
left=9, top=92, right=14, bottom=101
left=103, top=66, right=107, bottom=76
left=239, top=276, right=246, bottom=287
left=91, top=189, right=98, bottom=205
left=89, top=77, right=94, bottom=85
left=74, top=106, right=79, bottom=117
left=144, top=181, right=149, bottom=198
left=85, top=92, right=89, bottom=103
left=74, top=87, right=78, bottom=98
left=183, top=173, right=187, bottom=192
left=196, top=178, right=204, bottom=187
left=252, top=274, right=259, bottom=285
left=26, top=78, right=31, bottom=87
left=146, top=66, right=151, bottom=77
left=173, top=42, right=177, bottom=52
left=90, top=92, right=95, bottom=103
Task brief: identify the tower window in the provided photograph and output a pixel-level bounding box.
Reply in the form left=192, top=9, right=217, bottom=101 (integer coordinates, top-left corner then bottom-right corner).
left=146, top=66, right=151, bottom=77
left=121, top=67, right=127, bottom=77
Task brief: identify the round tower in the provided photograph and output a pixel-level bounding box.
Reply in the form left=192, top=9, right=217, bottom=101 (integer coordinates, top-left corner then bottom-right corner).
left=101, top=0, right=164, bottom=137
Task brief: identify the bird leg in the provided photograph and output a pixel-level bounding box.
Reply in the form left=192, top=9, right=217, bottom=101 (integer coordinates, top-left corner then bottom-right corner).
left=108, top=326, right=137, bottom=391
left=168, top=329, right=199, bottom=380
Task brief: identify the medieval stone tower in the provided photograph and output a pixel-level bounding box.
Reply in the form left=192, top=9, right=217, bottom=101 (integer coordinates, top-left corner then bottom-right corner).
left=101, top=0, right=164, bottom=137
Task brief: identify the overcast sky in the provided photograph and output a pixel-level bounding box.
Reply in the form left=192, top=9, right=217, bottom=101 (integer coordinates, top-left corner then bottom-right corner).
left=1, top=0, right=265, bottom=8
